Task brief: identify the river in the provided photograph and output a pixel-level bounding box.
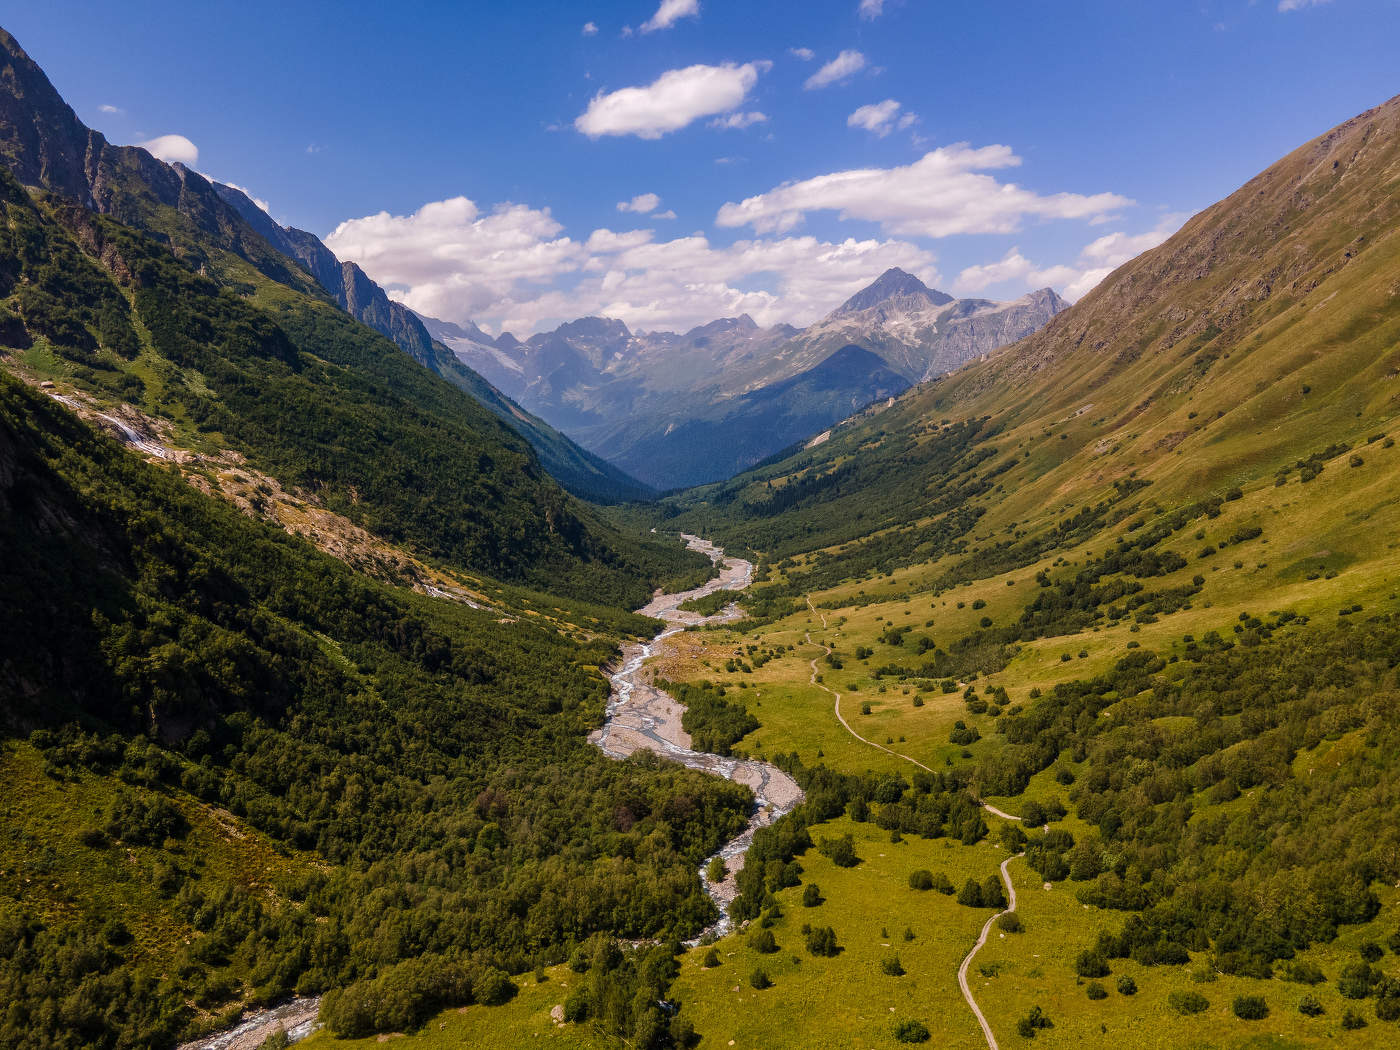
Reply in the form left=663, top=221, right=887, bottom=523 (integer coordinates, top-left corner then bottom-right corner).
left=589, top=534, right=805, bottom=939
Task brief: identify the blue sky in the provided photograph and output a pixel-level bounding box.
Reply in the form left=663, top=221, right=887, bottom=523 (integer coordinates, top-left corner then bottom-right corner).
left=8, top=0, right=1399, bottom=334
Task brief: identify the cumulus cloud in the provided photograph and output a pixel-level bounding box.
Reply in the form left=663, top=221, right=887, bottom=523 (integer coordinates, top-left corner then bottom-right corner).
left=847, top=99, right=913, bottom=137
left=575, top=61, right=767, bottom=139
left=582, top=21, right=598, bottom=35
left=789, top=47, right=815, bottom=60
left=138, top=134, right=199, bottom=165
left=710, top=110, right=768, bottom=129
left=217, top=181, right=272, bottom=216
left=641, top=0, right=699, bottom=32
left=716, top=144, right=1131, bottom=238
left=953, top=214, right=1188, bottom=301
left=617, top=192, right=662, bottom=214
left=804, top=49, right=867, bottom=89
left=327, top=194, right=937, bottom=335
left=858, top=0, right=885, bottom=18
left=98, top=103, right=123, bottom=114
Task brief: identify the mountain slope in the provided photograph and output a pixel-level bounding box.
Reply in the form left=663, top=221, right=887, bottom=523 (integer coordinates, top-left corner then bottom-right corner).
left=429, top=271, right=1064, bottom=490
left=213, top=184, right=654, bottom=504
left=0, top=28, right=687, bottom=598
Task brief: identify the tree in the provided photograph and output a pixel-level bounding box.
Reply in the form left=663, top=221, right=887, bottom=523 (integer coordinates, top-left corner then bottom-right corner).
left=802, top=883, right=822, bottom=907
left=957, top=879, right=985, bottom=908
left=908, top=869, right=934, bottom=891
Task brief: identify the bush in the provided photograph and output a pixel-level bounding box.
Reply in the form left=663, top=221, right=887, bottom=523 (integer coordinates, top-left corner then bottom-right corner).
left=909, top=869, right=934, bottom=891
left=1015, top=1005, right=1053, bottom=1038
left=881, top=955, right=905, bottom=977
left=1168, top=990, right=1209, bottom=1015
left=957, top=879, right=985, bottom=908
left=1341, top=1009, right=1367, bottom=1030
left=702, top=948, right=721, bottom=968
left=1075, top=949, right=1110, bottom=979
left=1359, top=941, right=1384, bottom=963
left=819, top=834, right=860, bottom=868
left=1233, top=995, right=1268, bottom=1020
left=1298, top=994, right=1324, bottom=1016
left=805, top=925, right=840, bottom=957
left=1280, top=960, right=1325, bottom=984
left=997, top=912, right=1023, bottom=934
left=1086, top=981, right=1108, bottom=1000
left=893, top=1019, right=930, bottom=1043
left=1339, top=962, right=1380, bottom=999
left=1116, top=975, right=1137, bottom=995
left=749, top=928, right=778, bottom=954
left=802, top=883, right=823, bottom=907
left=749, top=967, right=771, bottom=990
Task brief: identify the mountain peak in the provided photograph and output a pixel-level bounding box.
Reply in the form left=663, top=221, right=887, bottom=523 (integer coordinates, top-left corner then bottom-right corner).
left=833, top=268, right=954, bottom=316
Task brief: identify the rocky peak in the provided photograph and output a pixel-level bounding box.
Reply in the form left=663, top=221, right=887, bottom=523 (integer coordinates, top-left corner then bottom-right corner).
left=832, top=268, right=954, bottom=316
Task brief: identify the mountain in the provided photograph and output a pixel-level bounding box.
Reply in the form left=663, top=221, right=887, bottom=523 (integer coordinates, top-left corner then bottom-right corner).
left=213, top=184, right=654, bottom=504
left=0, top=27, right=686, bottom=598
left=646, top=93, right=1400, bottom=1045
left=424, top=271, right=1063, bottom=490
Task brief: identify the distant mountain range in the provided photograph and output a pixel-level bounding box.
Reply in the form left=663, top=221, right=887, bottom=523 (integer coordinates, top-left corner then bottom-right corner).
left=420, top=271, right=1068, bottom=489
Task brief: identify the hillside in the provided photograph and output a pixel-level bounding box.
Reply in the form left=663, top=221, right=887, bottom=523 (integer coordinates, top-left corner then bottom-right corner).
left=0, top=28, right=691, bottom=601
left=591, top=92, right=1400, bottom=1048
left=214, top=184, right=653, bottom=504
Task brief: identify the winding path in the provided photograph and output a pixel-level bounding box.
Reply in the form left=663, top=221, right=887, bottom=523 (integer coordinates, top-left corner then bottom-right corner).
left=804, top=596, right=1025, bottom=1050
left=956, top=854, right=1022, bottom=1050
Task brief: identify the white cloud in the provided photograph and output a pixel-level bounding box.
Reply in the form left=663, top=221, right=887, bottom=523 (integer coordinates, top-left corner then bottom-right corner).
left=804, top=49, right=866, bottom=89
left=1278, top=0, right=1331, bottom=10
left=582, top=21, right=598, bottom=35
left=575, top=61, right=767, bottom=139
left=328, top=193, right=938, bottom=335
left=138, top=134, right=199, bottom=166
left=98, top=103, right=123, bottom=114
left=717, top=144, right=1131, bottom=238
left=710, top=110, right=768, bottom=130
left=789, top=47, right=815, bottom=61
left=654, top=209, right=677, bottom=219
left=953, top=214, right=1188, bottom=301
left=618, top=192, right=662, bottom=214
left=641, top=0, right=699, bottom=33
left=858, top=0, right=885, bottom=18
left=847, top=99, right=910, bottom=137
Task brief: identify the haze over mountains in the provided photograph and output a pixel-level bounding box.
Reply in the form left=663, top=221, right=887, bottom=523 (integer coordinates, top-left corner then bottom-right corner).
left=421, top=270, right=1067, bottom=488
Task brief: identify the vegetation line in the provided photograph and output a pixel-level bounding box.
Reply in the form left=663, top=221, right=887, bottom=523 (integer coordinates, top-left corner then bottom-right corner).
left=957, top=854, right=1021, bottom=1050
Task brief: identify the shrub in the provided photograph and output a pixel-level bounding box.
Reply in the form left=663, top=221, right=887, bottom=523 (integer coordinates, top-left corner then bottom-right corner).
left=802, top=883, right=822, bottom=907
left=1298, top=994, right=1324, bottom=1016
left=806, top=926, right=840, bottom=957
left=749, top=967, right=771, bottom=990
left=1280, top=960, right=1325, bottom=984
left=997, top=912, right=1023, bottom=934
left=749, top=928, right=778, bottom=954
left=957, top=879, right=985, bottom=908
left=819, top=834, right=860, bottom=868
left=1086, top=981, right=1108, bottom=1000
left=1168, top=990, right=1209, bottom=1015
left=1075, top=949, right=1110, bottom=978
left=1233, top=995, right=1268, bottom=1020
left=1339, top=962, right=1380, bottom=999
left=1116, top=975, right=1137, bottom=995
left=1341, top=1009, right=1367, bottom=1030
left=909, top=869, right=934, bottom=891
left=893, top=1019, right=930, bottom=1043
left=1015, top=1005, right=1052, bottom=1038
left=702, top=948, right=721, bottom=968
left=1359, top=942, right=1384, bottom=963
left=706, top=856, right=728, bottom=883
left=882, top=955, right=906, bottom=976
left=933, top=871, right=956, bottom=895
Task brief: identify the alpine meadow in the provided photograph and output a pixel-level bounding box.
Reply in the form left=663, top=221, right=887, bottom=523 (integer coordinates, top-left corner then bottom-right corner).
left=2, top=5, right=1400, bottom=1050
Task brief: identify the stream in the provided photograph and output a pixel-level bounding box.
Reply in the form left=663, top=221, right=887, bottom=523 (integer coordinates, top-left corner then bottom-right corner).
left=589, top=534, right=805, bottom=940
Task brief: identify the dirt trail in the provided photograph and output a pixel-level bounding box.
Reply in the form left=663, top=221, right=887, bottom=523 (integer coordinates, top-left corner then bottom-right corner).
left=592, top=535, right=804, bottom=939
left=957, top=854, right=1022, bottom=1050
left=804, top=596, right=1026, bottom=1049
